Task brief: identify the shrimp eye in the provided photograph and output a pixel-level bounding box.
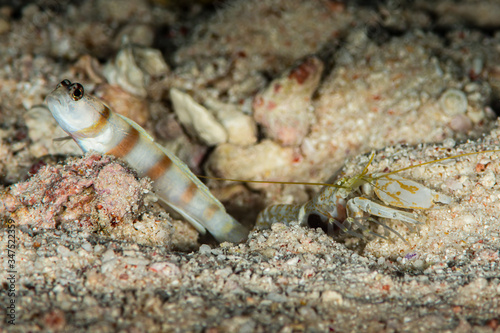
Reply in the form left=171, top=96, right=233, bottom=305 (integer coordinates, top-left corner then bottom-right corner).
left=70, top=83, right=84, bottom=101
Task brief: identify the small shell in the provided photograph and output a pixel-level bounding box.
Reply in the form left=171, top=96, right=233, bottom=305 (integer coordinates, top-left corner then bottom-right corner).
left=439, top=88, right=468, bottom=116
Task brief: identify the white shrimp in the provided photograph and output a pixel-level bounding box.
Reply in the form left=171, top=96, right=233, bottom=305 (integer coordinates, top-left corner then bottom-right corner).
left=256, top=150, right=499, bottom=242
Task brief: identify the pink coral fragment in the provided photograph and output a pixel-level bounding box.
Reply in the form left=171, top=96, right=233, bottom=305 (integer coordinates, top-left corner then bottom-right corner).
left=0, top=152, right=150, bottom=230
left=253, top=56, right=324, bottom=146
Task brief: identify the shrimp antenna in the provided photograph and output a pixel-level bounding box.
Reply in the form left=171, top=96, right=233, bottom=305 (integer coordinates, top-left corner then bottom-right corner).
left=196, top=175, right=344, bottom=188
left=373, top=149, right=500, bottom=180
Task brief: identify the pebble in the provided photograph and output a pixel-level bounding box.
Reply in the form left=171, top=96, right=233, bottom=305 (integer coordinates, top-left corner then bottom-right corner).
left=101, top=248, right=116, bottom=262
left=81, top=242, right=93, bottom=252
left=123, top=256, right=150, bottom=266
left=149, top=262, right=181, bottom=277
left=199, top=244, right=212, bottom=254
left=94, top=244, right=104, bottom=254
left=285, top=256, right=299, bottom=266
left=321, top=290, right=343, bottom=305
left=101, top=258, right=119, bottom=274
left=479, top=170, right=496, bottom=188
left=56, top=245, right=72, bottom=258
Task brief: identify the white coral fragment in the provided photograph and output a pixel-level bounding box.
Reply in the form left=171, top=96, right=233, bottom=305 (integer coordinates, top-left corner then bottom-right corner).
left=170, top=88, right=228, bottom=146
left=207, top=140, right=294, bottom=188
left=103, top=39, right=169, bottom=97
left=205, top=98, right=257, bottom=146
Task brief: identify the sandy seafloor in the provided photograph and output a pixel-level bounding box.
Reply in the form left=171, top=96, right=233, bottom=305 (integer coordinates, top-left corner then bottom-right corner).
left=1, top=0, right=500, bottom=331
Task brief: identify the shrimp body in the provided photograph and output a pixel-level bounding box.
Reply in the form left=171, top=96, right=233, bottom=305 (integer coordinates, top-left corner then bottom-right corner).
left=46, top=80, right=248, bottom=243
left=256, top=153, right=453, bottom=241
